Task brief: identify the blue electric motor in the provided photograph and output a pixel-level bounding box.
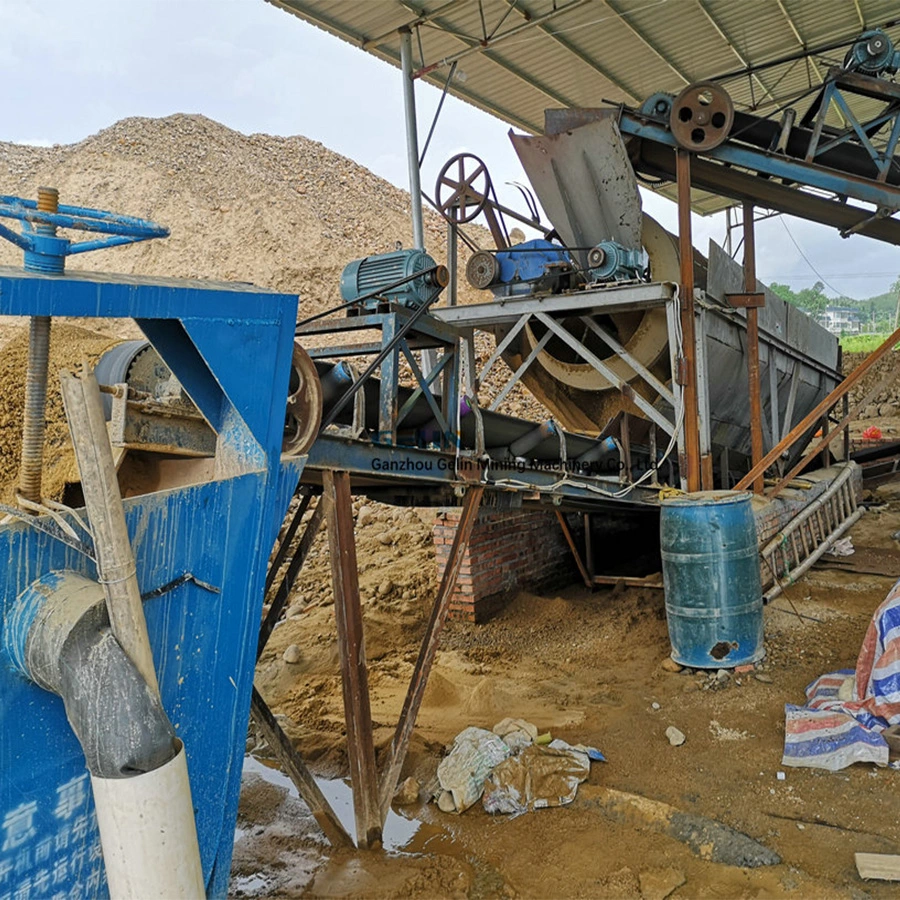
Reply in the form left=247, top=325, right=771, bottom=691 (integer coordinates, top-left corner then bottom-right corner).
left=845, top=29, right=900, bottom=76
left=340, top=248, right=448, bottom=310
left=587, top=240, right=647, bottom=283
left=466, top=238, right=574, bottom=298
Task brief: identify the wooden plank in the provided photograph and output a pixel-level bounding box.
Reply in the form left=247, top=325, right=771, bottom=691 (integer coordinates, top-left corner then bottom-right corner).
left=856, top=853, right=900, bottom=881
left=249, top=687, right=354, bottom=849
left=323, top=469, right=382, bottom=849
left=257, top=496, right=327, bottom=661
left=736, top=325, right=900, bottom=491
left=555, top=509, right=592, bottom=589
left=377, top=485, right=484, bottom=821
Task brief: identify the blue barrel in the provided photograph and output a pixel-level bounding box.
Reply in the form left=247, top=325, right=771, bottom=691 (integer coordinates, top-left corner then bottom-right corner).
left=660, top=490, right=764, bottom=668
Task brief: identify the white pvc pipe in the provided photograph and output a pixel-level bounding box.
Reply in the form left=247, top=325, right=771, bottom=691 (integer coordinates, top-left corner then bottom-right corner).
left=91, top=742, right=205, bottom=899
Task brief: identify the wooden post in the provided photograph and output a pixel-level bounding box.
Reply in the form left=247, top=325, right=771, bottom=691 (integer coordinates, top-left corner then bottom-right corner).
left=250, top=687, right=353, bottom=848
left=378, top=485, right=484, bottom=820
left=257, top=497, right=327, bottom=661
left=743, top=203, right=764, bottom=494
left=323, top=470, right=382, bottom=849
left=676, top=149, right=702, bottom=493
left=555, top=510, right=592, bottom=589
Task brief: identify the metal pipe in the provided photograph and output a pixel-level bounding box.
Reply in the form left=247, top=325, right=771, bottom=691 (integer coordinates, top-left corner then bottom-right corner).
left=399, top=27, right=425, bottom=251
left=743, top=203, right=764, bottom=494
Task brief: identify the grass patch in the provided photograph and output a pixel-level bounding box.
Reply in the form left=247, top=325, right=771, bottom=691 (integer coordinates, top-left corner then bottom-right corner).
left=840, top=333, right=894, bottom=353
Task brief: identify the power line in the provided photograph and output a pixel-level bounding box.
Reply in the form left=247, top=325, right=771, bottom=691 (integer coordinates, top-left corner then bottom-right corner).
left=779, top=218, right=856, bottom=300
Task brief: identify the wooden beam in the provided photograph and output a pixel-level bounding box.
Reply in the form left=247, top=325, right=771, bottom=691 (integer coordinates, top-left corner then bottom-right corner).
left=555, top=509, right=592, bottom=589
left=768, top=364, right=900, bottom=498
left=676, top=149, right=702, bottom=492
left=323, top=470, right=382, bottom=849
left=735, top=326, right=900, bottom=491
left=264, top=487, right=312, bottom=597
left=743, top=203, right=765, bottom=494
left=249, top=687, right=354, bottom=849
left=377, top=485, right=484, bottom=821
left=257, top=496, right=327, bottom=661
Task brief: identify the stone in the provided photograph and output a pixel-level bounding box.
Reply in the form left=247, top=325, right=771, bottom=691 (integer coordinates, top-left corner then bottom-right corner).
left=378, top=531, right=394, bottom=546
left=755, top=673, right=773, bottom=684
left=283, top=644, right=301, bottom=664
left=665, top=726, right=685, bottom=747
left=378, top=579, right=394, bottom=597
left=639, top=868, right=686, bottom=900
left=660, top=657, right=683, bottom=673
left=437, top=790, right=456, bottom=813
left=879, top=403, right=898, bottom=418
left=864, top=405, right=879, bottom=419
left=651, top=702, right=661, bottom=711
left=393, top=777, right=420, bottom=806
left=716, top=668, right=731, bottom=683
left=357, top=505, right=376, bottom=527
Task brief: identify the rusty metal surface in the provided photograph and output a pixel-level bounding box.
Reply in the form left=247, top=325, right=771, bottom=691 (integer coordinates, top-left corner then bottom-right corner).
left=377, top=484, right=485, bottom=822
left=743, top=203, right=764, bottom=495
left=676, top=149, right=702, bottom=493
left=324, top=470, right=382, bottom=849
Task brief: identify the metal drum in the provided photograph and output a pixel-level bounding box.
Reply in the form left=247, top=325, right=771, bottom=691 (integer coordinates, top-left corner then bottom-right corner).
left=660, top=490, right=764, bottom=668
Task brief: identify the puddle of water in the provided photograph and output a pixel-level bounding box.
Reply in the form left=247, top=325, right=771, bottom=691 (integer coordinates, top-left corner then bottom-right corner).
left=241, top=755, right=425, bottom=852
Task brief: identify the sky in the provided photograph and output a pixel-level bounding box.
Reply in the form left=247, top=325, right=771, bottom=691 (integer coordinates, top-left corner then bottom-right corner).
left=1, top=0, right=899, bottom=302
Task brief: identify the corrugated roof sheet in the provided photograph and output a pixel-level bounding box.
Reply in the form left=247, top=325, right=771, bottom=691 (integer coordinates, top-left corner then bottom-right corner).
left=265, top=0, right=900, bottom=214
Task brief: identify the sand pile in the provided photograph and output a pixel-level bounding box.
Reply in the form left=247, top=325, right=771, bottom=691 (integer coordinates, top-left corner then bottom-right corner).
left=0, top=323, right=118, bottom=502
left=0, top=114, right=548, bottom=495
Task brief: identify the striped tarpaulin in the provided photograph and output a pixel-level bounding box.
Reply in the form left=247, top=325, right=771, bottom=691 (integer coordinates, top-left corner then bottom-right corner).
left=782, top=580, right=900, bottom=771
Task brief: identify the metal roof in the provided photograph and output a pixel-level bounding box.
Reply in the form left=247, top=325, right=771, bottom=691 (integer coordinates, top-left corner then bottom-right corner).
left=265, top=0, right=900, bottom=214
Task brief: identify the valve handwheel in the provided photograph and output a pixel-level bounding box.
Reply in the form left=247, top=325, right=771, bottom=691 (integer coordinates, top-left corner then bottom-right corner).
left=435, top=153, right=492, bottom=224
left=0, top=191, right=168, bottom=273
left=669, top=82, right=734, bottom=152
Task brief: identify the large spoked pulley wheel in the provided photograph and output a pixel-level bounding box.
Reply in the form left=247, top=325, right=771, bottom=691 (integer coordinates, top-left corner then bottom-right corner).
left=435, top=153, right=492, bottom=223
left=669, top=81, right=734, bottom=152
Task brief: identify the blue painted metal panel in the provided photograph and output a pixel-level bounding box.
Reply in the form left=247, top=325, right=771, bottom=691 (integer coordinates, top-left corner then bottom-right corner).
left=0, top=264, right=303, bottom=898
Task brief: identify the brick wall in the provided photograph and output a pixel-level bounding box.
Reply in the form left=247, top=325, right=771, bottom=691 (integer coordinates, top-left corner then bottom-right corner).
left=433, top=507, right=580, bottom=622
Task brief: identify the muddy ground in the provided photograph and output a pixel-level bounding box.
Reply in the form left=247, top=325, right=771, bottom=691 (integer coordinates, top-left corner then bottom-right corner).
left=234, top=491, right=900, bottom=899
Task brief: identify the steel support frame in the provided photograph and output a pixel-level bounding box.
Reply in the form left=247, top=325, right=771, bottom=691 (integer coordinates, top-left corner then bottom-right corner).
left=301, top=307, right=460, bottom=449
left=805, top=71, right=900, bottom=183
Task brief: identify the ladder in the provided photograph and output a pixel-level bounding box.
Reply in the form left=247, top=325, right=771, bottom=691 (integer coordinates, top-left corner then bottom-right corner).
left=760, top=463, right=862, bottom=603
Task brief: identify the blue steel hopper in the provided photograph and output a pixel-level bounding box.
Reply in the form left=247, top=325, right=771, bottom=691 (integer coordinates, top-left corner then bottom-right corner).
left=0, top=194, right=305, bottom=898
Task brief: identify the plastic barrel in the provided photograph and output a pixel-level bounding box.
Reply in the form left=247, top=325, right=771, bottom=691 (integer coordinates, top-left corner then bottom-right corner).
left=660, top=490, right=764, bottom=668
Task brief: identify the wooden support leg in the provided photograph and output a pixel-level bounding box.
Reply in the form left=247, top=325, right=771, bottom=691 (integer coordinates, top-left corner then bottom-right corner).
left=323, top=470, right=382, bottom=849
left=555, top=509, right=592, bottom=589
left=264, top=487, right=312, bottom=597
left=257, top=496, right=327, bottom=661
left=250, top=687, right=354, bottom=849
left=378, top=485, right=484, bottom=821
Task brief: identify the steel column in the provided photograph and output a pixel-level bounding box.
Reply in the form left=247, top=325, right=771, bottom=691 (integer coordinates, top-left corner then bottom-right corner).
left=323, top=470, right=382, bottom=849
left=378, top=485, right=484, bottom=820
left=399, top=27, right=425, bottom=250
left=743, top=203, right=764, bottom=493
left=676, top=149, right=702, bottom=492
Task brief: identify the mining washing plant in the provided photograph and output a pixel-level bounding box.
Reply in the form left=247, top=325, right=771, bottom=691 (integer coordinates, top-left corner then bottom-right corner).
left=2, top=11, right=900, bottom=898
